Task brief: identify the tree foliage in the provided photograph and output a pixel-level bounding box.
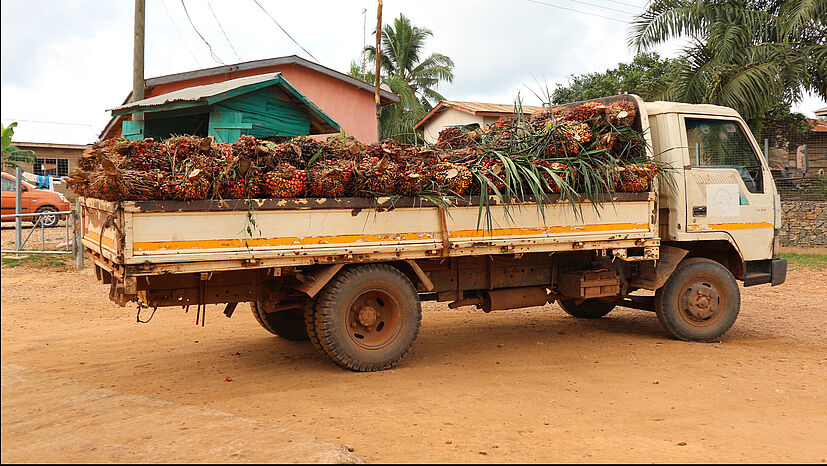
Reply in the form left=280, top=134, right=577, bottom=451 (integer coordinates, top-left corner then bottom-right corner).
left=350, top=14, right=455, bottom=143
left=630, top=0, right=827, bottom=122
left=552, top=52, right=683, bottom=105
left=1, top=122, right=36, bottom=169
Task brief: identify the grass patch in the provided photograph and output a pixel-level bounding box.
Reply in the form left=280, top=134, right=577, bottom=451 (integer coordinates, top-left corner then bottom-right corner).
left=778, top=252, right=827, bottom=270
left=1, top=253, right=73, bottom=269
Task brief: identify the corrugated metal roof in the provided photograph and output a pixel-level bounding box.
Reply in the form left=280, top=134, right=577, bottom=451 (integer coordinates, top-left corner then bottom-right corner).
left=814, top=106, right=827, bottom=117
left=414, top=100, right=545, bottom=130
left=110, top=73, right=283, bottom=113
left=109, top=72, right=340, bottom=133
left=440, top=101, right=544, bottom=115
left=811, top=119, right=827, bottom=133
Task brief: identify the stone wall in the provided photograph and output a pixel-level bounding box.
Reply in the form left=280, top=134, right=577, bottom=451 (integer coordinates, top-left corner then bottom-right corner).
left=780, top=200, right=826, bottom=247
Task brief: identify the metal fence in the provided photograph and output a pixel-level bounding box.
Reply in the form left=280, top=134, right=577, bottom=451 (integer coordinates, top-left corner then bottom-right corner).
left=1, top=167, right=83, bottom=268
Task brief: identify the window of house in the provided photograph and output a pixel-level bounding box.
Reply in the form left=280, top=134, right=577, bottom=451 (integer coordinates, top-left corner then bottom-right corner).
left=34, top=158, right=70, bottom=177
left=685, top=118, right=764, bottom=193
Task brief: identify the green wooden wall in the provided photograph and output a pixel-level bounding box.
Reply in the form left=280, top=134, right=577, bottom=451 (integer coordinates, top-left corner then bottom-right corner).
left=209, top=88, right=311, bottom=143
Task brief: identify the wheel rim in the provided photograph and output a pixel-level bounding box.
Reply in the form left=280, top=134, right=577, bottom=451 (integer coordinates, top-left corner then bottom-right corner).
left=677, top=277, right=726, bottom=327
left=42, top=213, right=57, bottom=226
left=345, top=288, right=403, bottom=349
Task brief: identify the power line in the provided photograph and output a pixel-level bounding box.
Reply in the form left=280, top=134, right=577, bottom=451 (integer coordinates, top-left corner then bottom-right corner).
left=180, top=0, right=226, bottom=65
left=558, top=0, right=637, bottom=15
left=161, top=0, right=202, bottom=67
left=250, top=0, right=319, bottom=62
left=526, top=0, right=629, bottom=23
left=603, top=0, right=644, bottom=8
left=207, top=0, right=241, bottom=61
left=1, top=118, right=94, bottom=127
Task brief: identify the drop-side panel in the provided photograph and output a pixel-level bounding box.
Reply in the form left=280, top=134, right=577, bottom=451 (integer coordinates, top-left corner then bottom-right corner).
left=121, top=194, right=657, bottom=266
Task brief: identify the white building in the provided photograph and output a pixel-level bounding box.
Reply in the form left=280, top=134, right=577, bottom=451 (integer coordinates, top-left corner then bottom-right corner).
left=414, top=101, right=543, bottom=144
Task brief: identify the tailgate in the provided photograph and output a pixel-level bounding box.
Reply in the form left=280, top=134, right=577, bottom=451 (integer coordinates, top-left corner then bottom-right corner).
left=80, top=197, right=124, bottom=265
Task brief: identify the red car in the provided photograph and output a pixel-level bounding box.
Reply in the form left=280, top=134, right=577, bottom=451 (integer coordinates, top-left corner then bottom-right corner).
left=1, top=172, right=71, bottom=227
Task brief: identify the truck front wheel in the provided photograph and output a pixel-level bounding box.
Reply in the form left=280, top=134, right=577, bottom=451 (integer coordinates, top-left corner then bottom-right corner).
left=250, top=301, right=309, bottom=341
left=558, top=299, right=616, bottom=318
left=313, top=264, right=421, bottom=371
left=655, top=258, right=740, bottom=342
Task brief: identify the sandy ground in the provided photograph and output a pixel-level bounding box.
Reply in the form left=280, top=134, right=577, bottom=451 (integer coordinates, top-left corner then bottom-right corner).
left=1, top=261, right=826, bottom=463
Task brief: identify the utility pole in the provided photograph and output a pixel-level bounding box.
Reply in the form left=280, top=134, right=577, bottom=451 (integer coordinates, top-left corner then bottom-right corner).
left=133, top=0, right=146, bottom=121
left=361, top=8, right=367, bottom=79
left=375, top=0, right=383, bottom=126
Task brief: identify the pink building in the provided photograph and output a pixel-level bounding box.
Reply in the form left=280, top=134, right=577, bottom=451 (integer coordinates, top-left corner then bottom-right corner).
left=100, top=55, right=399, bottom=143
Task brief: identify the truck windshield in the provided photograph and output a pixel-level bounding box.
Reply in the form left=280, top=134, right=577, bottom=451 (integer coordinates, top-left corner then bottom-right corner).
left=685, top=118, right=764, bottom=193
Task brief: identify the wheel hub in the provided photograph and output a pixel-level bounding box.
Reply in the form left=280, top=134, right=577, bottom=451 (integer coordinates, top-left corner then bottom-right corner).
left=346, top=290, right=402, bottom=348
left=357, top=306, right=378, bottom=326
left=681, top=282, right=719, bottom=321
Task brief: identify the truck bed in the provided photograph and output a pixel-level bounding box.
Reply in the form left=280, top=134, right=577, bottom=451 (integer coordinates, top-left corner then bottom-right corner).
left=81, top=193, right=659, bottom=276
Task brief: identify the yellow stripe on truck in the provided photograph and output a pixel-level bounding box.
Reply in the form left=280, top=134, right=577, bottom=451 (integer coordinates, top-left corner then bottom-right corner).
left=132, top=222, right=650, bottom=252
left=687, top=222, right=773, bottom=232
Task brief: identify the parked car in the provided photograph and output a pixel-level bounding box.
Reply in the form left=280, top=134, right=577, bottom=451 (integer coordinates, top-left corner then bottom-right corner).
left=1, top=172, right=71, bottom=227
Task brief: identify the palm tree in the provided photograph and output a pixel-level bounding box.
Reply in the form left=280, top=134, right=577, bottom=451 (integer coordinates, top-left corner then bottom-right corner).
left=630, top=0, right=826, bottom=121
left=366, top=14, right=455, bottom=110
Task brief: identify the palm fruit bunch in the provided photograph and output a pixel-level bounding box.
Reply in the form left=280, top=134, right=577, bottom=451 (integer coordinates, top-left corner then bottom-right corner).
left=479, top=157, right=507, bottom=191
left=323, top=133, right=365, bottom=160
left=216, top=171, right=258, bottom=198
left=432, top=162, right=473, bottom=195
left=606, top=101, right=636, bottom=127
left=128, top=138, right=171, bottom=171
left=276, top=135, right=322, bottom=168
left=612, top=130, right=647, bottom=159
left=165, top=135, right=205, bottom=164
left=616, top=162, right=658, bottom=192
left=398, top=159, right=437, bottom=196
left=545, top=121, right=593, bottom=157
left=436, top=126, right=472, bottom=150
left=162, top=167, right=212, bottom=200
left=353, top=155, right=400, bottom=196
left=79, top=138, right=132, bottom=171
left=306, top=159, right=354, bottom=197
left=566, top=101, right=607, bottom=123
left=364, top=139, right=407, bottom=164
left=259, top=162, right=306, bottom=198
left=592, top=131, right=616, bottom=153
left=534, top=160, right=574, bottom=193
left=487, top=116, right=517, bottom=148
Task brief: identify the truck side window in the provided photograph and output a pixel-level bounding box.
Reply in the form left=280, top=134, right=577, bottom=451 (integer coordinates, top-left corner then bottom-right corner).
left=685, top=118, right=764, bottom=193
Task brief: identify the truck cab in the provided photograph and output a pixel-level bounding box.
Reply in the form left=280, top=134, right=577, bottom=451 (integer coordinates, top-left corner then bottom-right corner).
left=647, top=102, right=786, bottom=287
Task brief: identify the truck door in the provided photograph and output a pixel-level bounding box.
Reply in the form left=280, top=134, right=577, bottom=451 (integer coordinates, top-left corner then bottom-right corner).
left=680, top=116, right=775, bottom=261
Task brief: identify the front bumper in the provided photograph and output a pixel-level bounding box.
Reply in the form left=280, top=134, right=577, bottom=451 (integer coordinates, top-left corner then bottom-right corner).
left=770, top=257, right=787, bottom=286
left=744, top=258, right=787, bottom=287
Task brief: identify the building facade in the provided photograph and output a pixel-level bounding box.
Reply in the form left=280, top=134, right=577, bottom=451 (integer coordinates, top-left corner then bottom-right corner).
left=101, top=56, right=398, bottom=144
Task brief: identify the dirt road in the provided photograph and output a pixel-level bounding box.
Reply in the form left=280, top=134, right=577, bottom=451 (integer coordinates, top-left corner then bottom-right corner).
left=2, top=262, right=826, bottom=463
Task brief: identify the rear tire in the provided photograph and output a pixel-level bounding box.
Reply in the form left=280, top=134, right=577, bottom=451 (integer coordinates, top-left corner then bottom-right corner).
left=250, top=301, right=309, bottom=341
left=314, top=264, right=421, bottom=371
left=558, top=299, right=616, bottom=319
left=655, top=258, right=740, bottom=342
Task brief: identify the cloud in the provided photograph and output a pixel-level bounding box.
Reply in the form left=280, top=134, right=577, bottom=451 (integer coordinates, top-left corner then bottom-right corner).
left=9, top=0, right=751, bottom=142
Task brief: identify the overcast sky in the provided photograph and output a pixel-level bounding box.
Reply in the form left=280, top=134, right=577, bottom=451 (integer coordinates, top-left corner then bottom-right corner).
left=2, top=0, right=824, bottom=144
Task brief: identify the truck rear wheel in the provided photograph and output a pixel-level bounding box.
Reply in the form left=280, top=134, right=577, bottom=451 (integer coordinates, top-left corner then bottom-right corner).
left=250, top=301, right=309, bottom=341
left=558, top=299, right=616, bottom=318
left=313, top=264, right=421, bottom=372
left=655, top=258, right=740, bottom=342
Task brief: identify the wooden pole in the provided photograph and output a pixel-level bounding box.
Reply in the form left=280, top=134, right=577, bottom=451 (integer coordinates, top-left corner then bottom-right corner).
left=374, top=0, right=383, bottom=124
left=133, top=0, right=146, bottom=121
